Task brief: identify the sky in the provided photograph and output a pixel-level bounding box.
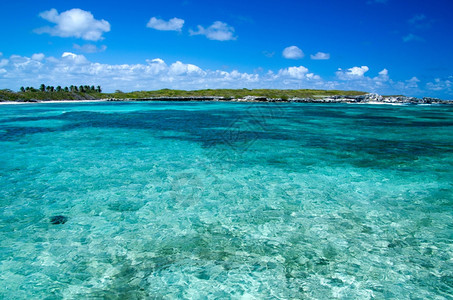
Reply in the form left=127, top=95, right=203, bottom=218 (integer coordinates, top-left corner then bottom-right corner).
left=0, top=0, right=452, bottom=98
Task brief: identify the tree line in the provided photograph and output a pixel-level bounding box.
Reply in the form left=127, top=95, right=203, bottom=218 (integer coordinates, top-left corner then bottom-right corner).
left=19, top=84, right=102, bottom=93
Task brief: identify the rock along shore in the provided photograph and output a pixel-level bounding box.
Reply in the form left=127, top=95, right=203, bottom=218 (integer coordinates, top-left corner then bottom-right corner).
left=1, top=93, right=452, bottom=105
left=105, top=93, right=452, bottom=105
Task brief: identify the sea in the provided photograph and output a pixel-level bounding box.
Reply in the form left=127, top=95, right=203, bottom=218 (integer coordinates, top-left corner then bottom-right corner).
left=0, top=101, right=452, bottom=299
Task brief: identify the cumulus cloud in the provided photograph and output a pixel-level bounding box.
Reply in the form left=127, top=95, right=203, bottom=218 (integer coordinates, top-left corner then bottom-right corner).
left=0, top=52, right=9, bottom=73
left=31, top=53, right=45, bottom=61
left=146, top=17, right=184, bottom=31
left=169, top=61, right=205, bottom=76
left=405, top=77, right=420, bottom=88
left=336, top=66, right=369, bottom=79
left=310, top=52, right=330, bottom=60
left=0, top=58, right=8, bottom=68
left=378, top=69, right=388, bottom=76
left=333, top=67, right=429, bottom=97
left=426, top=77, right=452, bottom=92
left=189, top=21, right=236, bottom=41
left=282, top=46, right=304, bottom=59
left=278, top=66, right=307, bottom=78
left=370, top=69, right=390, bottom=88
left=374, top=68, right=389, bottom=82
left=1, top=54, right=44, bottom=76
left=35, top=8, right=110, bottom=41
left=0, top=53, right=260, bottom=91
left=277, top=66, right=320, bottom=80
left=61, top=52, right=89, bottom=64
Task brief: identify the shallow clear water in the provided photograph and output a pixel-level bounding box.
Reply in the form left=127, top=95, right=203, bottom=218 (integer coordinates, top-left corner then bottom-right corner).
left=0, top=101, right=452, bottom=299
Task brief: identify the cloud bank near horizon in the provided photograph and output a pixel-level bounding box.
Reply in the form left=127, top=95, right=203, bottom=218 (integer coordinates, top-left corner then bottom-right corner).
left=0, top=52, right=451, bottom=99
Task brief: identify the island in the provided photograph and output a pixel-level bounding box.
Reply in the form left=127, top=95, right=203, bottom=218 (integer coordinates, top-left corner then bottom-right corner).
left=1, top=86, right=452, bottom=105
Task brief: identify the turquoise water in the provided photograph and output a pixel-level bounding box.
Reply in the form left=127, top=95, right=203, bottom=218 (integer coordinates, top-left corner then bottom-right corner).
left=0, top=101, right=452, bottom=299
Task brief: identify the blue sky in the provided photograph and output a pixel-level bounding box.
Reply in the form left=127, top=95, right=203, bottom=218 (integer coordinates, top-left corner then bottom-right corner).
left=1, top=0, right=452, bottom=98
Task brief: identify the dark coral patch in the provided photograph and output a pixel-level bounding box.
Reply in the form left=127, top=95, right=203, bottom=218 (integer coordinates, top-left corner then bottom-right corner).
left=50, top=215, right=68, bottom=225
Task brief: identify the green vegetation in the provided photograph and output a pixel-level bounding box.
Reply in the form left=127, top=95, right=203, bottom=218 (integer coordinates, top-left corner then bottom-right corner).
left=0, top=84, right=102, bottom=102
left=106, top=88, right=366, bottom=100
left=0, top=85, right=367, bottom=102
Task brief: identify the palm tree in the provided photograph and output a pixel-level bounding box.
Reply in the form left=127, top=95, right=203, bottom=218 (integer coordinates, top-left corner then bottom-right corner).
left=56, top=86, right=62, bottom=92
left=20, top=87, right=25, bottom=92
left=40, top=84, right=46, bottom=92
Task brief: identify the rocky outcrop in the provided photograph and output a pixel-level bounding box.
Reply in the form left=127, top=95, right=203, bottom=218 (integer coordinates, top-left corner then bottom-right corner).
left=107, top=93, right=452, bottom=104
left=286, top=93, right=452, bottom=105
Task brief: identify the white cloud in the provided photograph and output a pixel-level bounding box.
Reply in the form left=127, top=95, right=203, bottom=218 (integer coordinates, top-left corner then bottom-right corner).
left=403, top=34, right=424, bottom=42
left=146, top=17, right=184, bottom=31
left=426, top=77, right=452, bottom=92
left=0, top=53, right=259, bottom=91
left=406, top=76, right=420, bottom=88
left=1, top=52, right=450, bottom=98
left=277, top=66, right=320, bottom=80
left=374, top=68, right=389, bottom=82
left=210, top=70, right=259, bottom=84
left=35, top=8, right=110, bottom=41
left=310, top=52, right=330, bottom=60
left=278, top=66, right=307, bottom=78
left=0, top=58, right=9, bottom=68
left=169, top=61, right=205, bottom=76
left=336, top=66, right=369, bottom=79
left=61, top=52, right=89, bottom=64
left=189, top=21, right=236, bottom=41
left=2, top=55, right=44, bottom=76
left=282, top=46, right=304, bottom=59
left=334, top=66, right=414, bottom=94
left=62, top=52, right=78, bottom=59
left=31, top=53, right=45, bottom=61
left=73, top=44, right=107, bottom=53
left=379, top=69, right=388, bottom=76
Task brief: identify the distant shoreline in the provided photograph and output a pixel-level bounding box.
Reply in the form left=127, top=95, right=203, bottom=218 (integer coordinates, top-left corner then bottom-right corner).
left=2, top=88, right=452, bottom=104
left=1, top=93, right=452, bottom=105
left=0, top=99, right=108, bottom=105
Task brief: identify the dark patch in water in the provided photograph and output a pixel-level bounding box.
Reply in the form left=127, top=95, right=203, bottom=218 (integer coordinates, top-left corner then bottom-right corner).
left=50, top=215, right=68, bottom=225
left=1, top=103, right=452, bottom=167
left=0, top=105, right=291, bottom=147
